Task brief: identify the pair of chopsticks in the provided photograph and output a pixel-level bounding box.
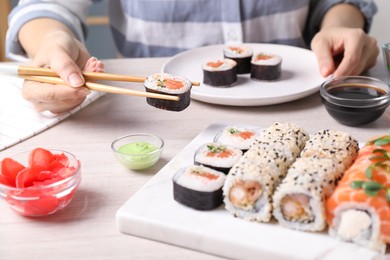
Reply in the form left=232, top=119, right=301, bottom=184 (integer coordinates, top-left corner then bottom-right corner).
left=0, top=64, right=200, bottom=101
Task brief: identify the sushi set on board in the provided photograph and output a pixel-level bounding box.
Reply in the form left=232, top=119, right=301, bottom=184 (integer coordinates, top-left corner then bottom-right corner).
left=162, top=43, right=324, bottom=106
left=116, top=122, right=390, bottom=260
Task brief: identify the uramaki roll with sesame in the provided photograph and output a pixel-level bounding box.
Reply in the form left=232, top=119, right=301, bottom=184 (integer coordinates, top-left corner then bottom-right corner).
left=272, top=157, right=342, bottom=231
left=272, top=129, right=359, bottom=232
left=223, top=122, right=308, bottom=222
left=300, top=129, right=359, bottom=174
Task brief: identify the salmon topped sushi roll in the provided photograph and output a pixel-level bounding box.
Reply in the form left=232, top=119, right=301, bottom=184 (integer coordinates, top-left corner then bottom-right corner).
left=327, top=135, right=390, bottom=253
left=194, top=143, right=243, bottom=174
left=223, top=45, right=253, bottom=74
left=202, top=58, right=237, bottom=87
left=144, top=72, right=192, bottom=111
left=173, top=165, right=226, bottom=210
left=214, top=126, right=259, bottom=152
left=250, top=52, right=282, bottom=81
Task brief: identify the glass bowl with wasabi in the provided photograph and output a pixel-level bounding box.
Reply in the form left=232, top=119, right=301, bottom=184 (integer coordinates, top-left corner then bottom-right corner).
left=111, top=133, right=164, bottom=170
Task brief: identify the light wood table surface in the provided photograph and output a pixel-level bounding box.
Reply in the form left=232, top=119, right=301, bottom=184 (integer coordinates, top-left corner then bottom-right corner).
left=1, top=57, right=389, bottom=260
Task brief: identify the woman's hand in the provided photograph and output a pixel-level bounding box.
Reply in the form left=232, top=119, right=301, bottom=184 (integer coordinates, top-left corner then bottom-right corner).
left=311, top=27, right=379, bottom=77
left=21, top=30, right=104, bottom=114
left=310, top=3, right=379, bottom=77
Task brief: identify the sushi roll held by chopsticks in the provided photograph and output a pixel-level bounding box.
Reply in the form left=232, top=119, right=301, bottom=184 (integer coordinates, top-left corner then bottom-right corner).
left=144, top=73, right=192, bottom=111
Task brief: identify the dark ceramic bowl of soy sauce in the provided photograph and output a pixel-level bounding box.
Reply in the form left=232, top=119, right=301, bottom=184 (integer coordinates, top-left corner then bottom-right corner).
left=320, top=76, right=390, bottom=126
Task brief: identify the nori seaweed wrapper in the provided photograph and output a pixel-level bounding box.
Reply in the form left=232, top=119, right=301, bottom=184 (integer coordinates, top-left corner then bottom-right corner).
left=250, top=63, right=281, bottom=81
left=173, top=181, right=223, bottom=211
left=145, top=87, right=191, bottom=111
left=203, top=68, right=237, bottom=87
left=223, top=56, right=252, bottom=74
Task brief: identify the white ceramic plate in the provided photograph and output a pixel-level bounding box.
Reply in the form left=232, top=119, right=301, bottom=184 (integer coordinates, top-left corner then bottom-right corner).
left=162, top=44, right=324, bottom=106
left=116, top=123, right=381, bottom=260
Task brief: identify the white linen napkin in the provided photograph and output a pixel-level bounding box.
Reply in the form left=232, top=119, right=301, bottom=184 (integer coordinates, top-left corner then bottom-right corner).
left=0, top=75, right=104, bottom=151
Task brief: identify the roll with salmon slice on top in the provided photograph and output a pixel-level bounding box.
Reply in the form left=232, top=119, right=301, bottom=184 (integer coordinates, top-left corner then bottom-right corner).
left=144, top=73, right=192, bottom=111
left=202, top=59, right=237, bottom=87
left=327, top=135, right=390, bottom=253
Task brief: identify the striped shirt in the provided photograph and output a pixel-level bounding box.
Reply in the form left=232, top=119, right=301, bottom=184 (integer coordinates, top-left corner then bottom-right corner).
left=6, top=0, right=377, bottom=60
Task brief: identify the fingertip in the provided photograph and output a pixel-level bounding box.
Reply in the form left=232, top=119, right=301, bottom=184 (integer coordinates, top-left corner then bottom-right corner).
left=68, top=72, right=85, bottom=87
left=320, top=65, right=331, bottom=77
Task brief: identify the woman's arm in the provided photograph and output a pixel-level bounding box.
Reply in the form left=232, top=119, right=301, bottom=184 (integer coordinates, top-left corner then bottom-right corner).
left=320, top=3, right=365, bottom=29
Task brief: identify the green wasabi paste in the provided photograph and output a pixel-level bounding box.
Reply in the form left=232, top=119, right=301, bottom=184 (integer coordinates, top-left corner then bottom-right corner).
left=119, top=141, right=158, bottom=154
left=117, top=141, right=160, bottom=170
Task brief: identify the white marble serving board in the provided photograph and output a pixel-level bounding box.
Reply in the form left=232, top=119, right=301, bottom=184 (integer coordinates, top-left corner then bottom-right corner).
left=116, top=123, right=384, bottom=260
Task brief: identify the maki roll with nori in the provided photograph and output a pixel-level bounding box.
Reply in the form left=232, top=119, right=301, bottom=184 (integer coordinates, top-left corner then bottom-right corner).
left=202, top=59, right=237, bottom=87
left=214, top=125, right=259, bottom=152
left=144, top=73, right=192, bottom=111
left=194, top=143, right=243, bottom=174
left=223, top=45, right=253, bottom=74
left=250, top=52, right=282, bottom=81
left=173, top=165, right=226, bottom=210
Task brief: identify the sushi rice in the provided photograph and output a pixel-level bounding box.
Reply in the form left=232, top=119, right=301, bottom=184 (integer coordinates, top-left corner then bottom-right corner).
left=194, top=142, right=243, bottom=174
left=214, top=125, right=260, bottom=151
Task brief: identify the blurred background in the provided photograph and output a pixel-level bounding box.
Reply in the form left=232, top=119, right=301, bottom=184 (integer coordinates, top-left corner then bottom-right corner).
left=1, top=0, right=390, bottom=61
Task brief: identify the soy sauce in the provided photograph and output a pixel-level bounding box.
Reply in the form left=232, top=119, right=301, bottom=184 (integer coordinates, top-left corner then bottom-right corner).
left=327, top=83, right=386, bottom=99
left=321, top=83, right=389, bottom=126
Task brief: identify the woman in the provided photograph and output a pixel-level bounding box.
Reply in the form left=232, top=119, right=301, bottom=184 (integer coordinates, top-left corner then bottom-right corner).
left=6, top=0, right=379, bottom=113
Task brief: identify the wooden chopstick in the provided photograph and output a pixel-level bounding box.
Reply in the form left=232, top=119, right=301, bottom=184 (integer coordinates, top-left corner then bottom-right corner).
left=18, top=65, right=201, bottom=86
left=21, top=75, right=180, bottom=101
